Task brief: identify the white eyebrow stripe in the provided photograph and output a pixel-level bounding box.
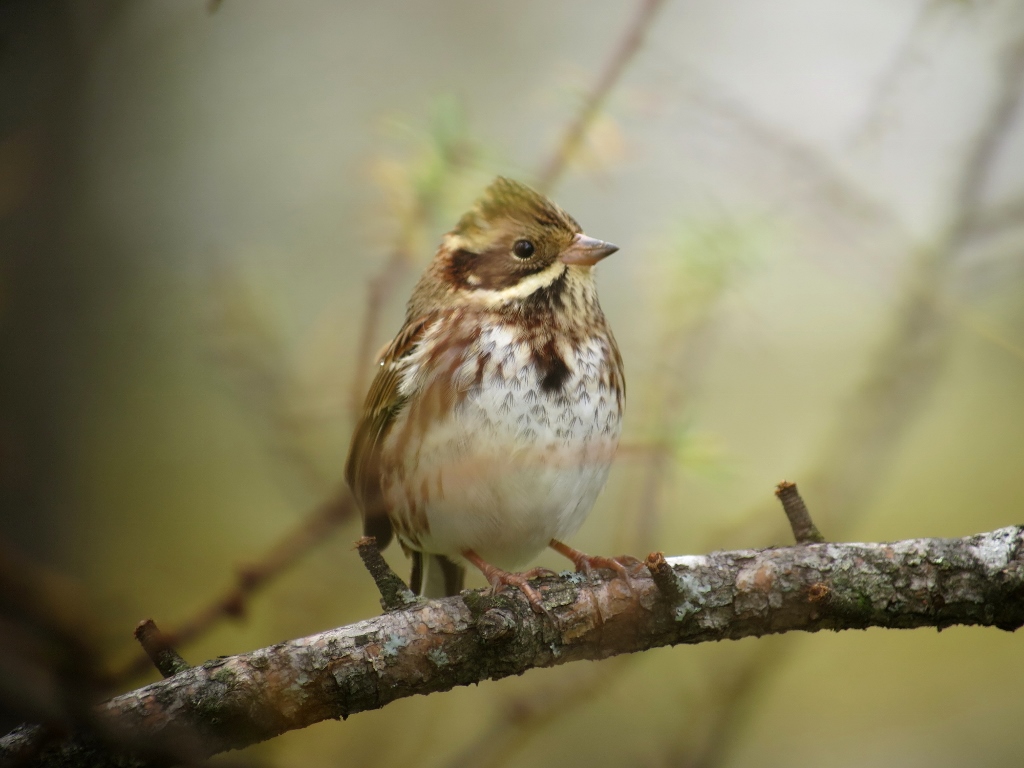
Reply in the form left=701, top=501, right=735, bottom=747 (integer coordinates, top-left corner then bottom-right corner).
left=460, top=261, right=567, bottom=307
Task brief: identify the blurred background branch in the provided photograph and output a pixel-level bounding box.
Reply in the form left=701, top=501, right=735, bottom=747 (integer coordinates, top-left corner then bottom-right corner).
left=536, top=0, right=667, bottom=191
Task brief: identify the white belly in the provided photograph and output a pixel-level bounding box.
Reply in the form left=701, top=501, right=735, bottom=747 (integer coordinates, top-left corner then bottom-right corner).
left=385, top=327, right=621, bottom=569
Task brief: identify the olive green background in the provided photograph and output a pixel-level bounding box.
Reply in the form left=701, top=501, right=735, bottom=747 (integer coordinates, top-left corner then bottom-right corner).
left=2, top=1, right=1023, bottom=766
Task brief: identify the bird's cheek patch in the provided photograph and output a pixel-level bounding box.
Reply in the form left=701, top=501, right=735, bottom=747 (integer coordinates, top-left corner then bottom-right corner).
left=447, top=247, right=549, bottom=292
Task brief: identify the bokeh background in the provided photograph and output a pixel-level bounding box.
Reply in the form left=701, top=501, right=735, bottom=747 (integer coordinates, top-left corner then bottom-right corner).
left=2, top=0, right=1024, bottom=765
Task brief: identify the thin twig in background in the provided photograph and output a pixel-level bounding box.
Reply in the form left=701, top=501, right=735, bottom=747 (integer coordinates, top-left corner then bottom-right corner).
left=205, top=257, right=336, bottom=497
left=444, top=657, right=630, bottom=768
left=350, top=107, right=478, bottom=416
left=948, top=36, right=1024, bottom=244
left=631, top=306, right=723, bottom=551
left=675, top=638, right=790, bottom=768
left=852, top=0, right=944, bottom=147
left=110, top=494, right=353, bottom=685
left=627, top=215, right=760, bottom=554
left=672, top=30, right=1024, bottom=768
left=536, top=0, right=668, bottom=192
left=966, top=193, right=1024, bottom=242
left=686, top=77, right=904, bottom=238
left=946, top=296, right=1024, bottom=364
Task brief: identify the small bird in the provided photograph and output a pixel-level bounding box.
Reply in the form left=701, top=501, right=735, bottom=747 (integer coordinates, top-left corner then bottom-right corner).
left=345, top=177, right=629, bottom=611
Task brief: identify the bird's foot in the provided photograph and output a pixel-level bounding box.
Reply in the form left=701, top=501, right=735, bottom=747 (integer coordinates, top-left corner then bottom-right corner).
left=462, top=550, right=552, bottom=616
left=549, top=540, right=643, bottom=594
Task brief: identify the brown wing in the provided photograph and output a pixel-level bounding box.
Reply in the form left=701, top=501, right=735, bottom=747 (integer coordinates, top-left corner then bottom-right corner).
left=344, top=316, right=430, bottom=549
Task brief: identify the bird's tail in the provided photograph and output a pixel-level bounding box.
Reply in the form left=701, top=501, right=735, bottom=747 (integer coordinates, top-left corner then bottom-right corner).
left=410, top=552, right=465, bottom=598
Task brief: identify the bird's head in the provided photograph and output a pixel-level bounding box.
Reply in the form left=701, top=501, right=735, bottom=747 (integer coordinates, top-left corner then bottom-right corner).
left=417, top=177, right=618, bottom=311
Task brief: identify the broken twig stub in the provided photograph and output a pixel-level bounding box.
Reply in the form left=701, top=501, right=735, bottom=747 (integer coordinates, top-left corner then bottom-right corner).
left=775, top=480, right=825, bottom=544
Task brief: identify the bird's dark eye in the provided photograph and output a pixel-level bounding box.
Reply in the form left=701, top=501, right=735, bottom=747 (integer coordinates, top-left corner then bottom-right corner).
left=512, top=239, right=535, bottom=259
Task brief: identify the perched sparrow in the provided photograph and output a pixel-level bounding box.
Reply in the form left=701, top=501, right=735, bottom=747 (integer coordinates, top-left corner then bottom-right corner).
left=346, top=177, right=629, bottom=610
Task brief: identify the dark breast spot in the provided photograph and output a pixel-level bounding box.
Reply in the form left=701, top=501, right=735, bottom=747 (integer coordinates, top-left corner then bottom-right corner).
left=534, top=339, right=571, bottom=394
left=473, top=351, right=491, bottom=389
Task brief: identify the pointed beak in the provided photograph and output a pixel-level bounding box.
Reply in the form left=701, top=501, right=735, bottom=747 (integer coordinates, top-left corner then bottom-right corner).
left=560, top=233, right=619, bottom=267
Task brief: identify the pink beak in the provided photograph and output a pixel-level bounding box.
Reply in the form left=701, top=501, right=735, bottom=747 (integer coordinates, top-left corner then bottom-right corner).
left=560, top=233, right=619, bottom=266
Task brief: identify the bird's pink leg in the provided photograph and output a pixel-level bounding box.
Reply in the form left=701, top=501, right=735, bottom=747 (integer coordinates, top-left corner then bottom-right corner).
left=549, top=539, right=639, bottom=588
left=461, top=549, right=553, bottom=614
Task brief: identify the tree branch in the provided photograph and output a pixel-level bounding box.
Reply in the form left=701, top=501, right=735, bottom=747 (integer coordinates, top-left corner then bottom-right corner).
left=7, top=525, right=1023, bottom=766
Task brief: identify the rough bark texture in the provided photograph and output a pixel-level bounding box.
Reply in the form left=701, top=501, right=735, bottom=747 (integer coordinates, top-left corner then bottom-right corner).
left=5, top=526, right=1024, bottom=767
